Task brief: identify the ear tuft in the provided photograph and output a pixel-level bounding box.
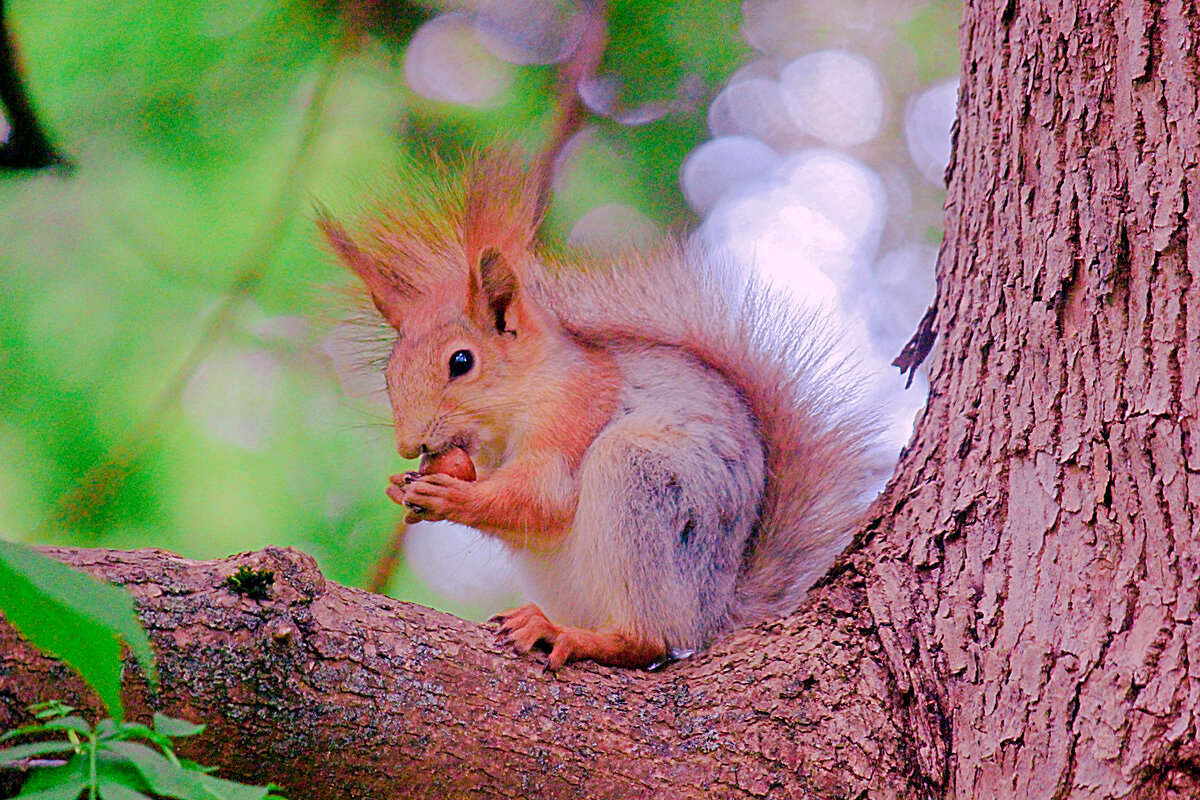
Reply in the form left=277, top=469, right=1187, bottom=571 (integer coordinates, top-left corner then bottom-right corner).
left=317, top=208, right=411, bottom=327
left=477, top=247, right=519, bottom=334
left=461, top=149, right=542, bottom=259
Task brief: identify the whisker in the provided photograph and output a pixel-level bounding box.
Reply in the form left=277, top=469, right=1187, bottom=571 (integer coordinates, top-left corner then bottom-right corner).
left=334, top=421, right=394, bottom=433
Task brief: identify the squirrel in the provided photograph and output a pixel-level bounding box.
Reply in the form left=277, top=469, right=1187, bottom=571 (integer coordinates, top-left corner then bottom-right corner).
left=319, top=150, right=884, bottom=670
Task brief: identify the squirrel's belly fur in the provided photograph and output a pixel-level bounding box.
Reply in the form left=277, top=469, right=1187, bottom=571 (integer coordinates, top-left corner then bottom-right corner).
left=509, top=345, right=766, bottom=652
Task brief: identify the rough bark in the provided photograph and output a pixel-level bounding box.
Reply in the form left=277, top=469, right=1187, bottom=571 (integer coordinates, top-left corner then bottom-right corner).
left=0, top=546, right=927, bottom=799
left=3, top=0, right=1200, bottom=797
left=896, top=0, right=1200, bottom=795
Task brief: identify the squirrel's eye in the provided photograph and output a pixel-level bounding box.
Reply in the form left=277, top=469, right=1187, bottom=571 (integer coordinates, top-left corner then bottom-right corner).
left=448, top=349, right=474, bottom=378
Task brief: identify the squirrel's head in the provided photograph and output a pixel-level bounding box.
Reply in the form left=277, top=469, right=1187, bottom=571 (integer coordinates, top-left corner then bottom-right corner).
left=319, top=151, right=550, bottom=468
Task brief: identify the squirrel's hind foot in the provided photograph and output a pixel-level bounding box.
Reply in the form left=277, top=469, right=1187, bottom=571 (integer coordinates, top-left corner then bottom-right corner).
left=490, top=603, right=665, bottom=671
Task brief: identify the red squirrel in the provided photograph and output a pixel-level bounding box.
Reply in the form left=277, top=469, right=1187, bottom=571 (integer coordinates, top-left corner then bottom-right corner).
left=320, top=151, right=883, bottom=670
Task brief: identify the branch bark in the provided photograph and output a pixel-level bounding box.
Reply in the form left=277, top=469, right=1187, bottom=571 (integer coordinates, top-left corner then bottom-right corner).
left=0, top=545, right=933, bottom=799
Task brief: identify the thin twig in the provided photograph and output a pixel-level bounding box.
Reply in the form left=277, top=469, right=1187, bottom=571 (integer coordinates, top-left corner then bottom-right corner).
left=40, top=32, right=353, bottom=532
left=892, top=303, right=938, bottom=389
left=529, top=0, right=608, bottom=219
left=368, top=519, right=408, bottom=594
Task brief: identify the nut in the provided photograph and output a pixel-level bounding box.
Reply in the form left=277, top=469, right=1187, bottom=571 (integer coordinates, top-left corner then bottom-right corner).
left=418, top=447, right=477, bottom=482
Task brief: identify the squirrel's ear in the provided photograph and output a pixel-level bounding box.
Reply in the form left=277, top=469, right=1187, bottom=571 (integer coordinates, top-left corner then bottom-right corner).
left=471, top=247, right=524, bottom=335
left=318, top=211, right=410, bottom=328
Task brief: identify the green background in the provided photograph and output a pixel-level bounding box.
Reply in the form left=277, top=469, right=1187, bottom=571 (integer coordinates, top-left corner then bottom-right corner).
left=0, top=0, right=955, bottom=610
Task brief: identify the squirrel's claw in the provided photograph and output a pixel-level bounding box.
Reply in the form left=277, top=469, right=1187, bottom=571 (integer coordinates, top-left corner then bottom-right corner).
left=491, top=603, right=566, bottom=667
left=546, top=637, right=576, bottom=672
left=489, top=605, right=661, bottom=670
left=398, top=472, right=474, bottom=522
left=387, top=472, right=423, bottom=514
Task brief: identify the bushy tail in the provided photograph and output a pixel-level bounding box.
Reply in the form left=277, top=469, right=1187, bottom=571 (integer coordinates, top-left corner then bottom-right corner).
left=537, top=245, right=888, bottom=622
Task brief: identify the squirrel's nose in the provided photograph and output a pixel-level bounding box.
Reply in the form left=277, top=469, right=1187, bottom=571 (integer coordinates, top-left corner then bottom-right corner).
left=396, top=442, right=424, bottom=460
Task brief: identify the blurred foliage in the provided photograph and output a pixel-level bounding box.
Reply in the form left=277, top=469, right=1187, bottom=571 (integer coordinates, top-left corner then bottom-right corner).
left=899, top=0, right=962, bottom=83
left=0, top=0, right=748, bottom=607
left=0, top=0, right=958, bottom=611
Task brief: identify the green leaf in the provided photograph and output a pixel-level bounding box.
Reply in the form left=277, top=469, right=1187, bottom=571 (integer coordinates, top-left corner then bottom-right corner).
left=0, top=540, right=158, bottom=721
left=177, top=758, right=218, bottom=775
left=194, top=773, right=278, bottom=800
left=0, top=739, right=78, bottom=763
left=99, top=783, right=155, bottom=800
left=100, top=742, right=208, bottom=800
left=95, top=752, right=152, bottom=792
left=43, top=716, right=93, bottom=736
left=152, top=714, right=206, bottom=739
left=104, top=722, right=175, bottom=759
left=105, top=723, right=153, bottom=741
left=13, top=754, right=89, bottom=800
left=30, top=701, right=76, bottom=720
left=1, top=716, right=93, bottom=742
left=105, top=741, right=274, bottom=800
left=96, top=755, right=157, bottom=800
left=94, top=758, right=157, bottom=800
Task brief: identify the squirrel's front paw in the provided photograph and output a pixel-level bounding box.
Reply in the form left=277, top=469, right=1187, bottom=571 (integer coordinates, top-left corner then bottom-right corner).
left=397, top=472, right=475, bottom=523
left=386, top=471, right=420, bottom=508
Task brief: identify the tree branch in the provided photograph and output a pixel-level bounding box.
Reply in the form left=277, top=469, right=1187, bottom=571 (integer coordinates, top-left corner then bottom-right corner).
left=0, top=546, right=934, bottom=799
left=529, top=0, right=607, bottom=219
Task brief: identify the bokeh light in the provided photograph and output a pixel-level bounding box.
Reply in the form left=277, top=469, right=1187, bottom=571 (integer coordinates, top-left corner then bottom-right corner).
left=473, top=0, right=581, bottom=65
left=780, top=50, right=885, bottom=147
left=905, top=77, right=958, bottom=185
left=567, top=203, right=661, bottom=252
left=404, top=12, right=512, bottom=105
left=702, top=149, right=888, bottom=309
left=676, top=2, right=957, bottom=459
left=707, top=70, right=800, bottom=150
left=777, top=149, right=886, bottom=253
left=681, top=135, right=780, bottom=216
left=182, top=347, right=282, bottom=451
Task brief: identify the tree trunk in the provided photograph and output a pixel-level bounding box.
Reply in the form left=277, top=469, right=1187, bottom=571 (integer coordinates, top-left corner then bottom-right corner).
left=898, top=0, right=1200, bottom=795
left=3, top=0, right=1200, bottom=797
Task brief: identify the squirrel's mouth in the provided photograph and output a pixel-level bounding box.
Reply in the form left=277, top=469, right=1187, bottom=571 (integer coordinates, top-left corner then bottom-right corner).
left=420, top=434, right=475, bottom=460
left=446, top=435, right=475, bottom=458
left=399, top=429, right=476, bottom=461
